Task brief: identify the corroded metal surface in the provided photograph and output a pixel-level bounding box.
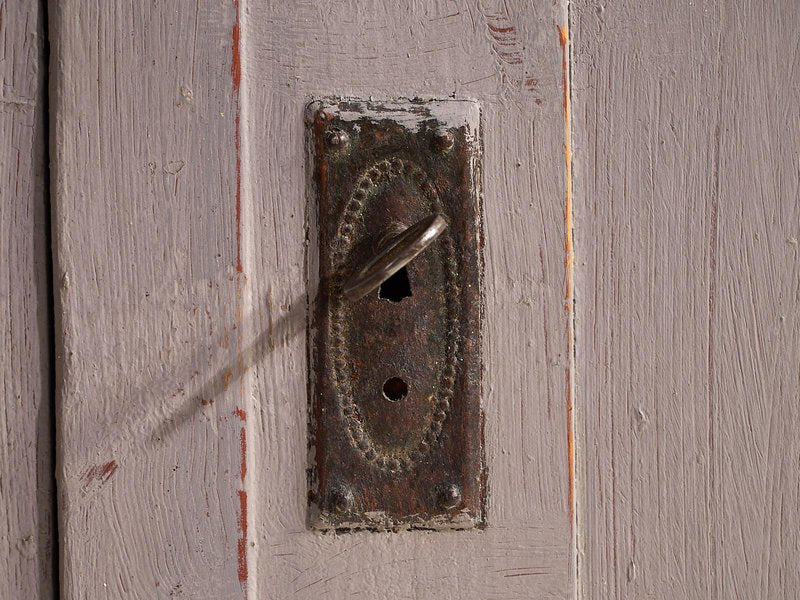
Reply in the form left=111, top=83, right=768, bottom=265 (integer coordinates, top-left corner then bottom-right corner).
left=306, top=99, right=484, bottom=531
left=343, top=213, right=449, bottom=301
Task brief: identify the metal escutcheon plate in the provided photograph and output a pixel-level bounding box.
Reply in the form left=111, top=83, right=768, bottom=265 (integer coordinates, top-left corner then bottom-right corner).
left=307, top=98, right=484, bottom=531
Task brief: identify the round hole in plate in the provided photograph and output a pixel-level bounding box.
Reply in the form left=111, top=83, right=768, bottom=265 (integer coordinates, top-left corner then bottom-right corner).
left=382, top=377, right=408, bottom=402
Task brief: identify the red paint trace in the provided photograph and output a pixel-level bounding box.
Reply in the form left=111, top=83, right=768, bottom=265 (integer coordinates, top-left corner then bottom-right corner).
left=81, top=460, right=119, bottom=493
left=484, top=13, right=523, bottom=65
left=231, top=5, right=241, bottom=91
left=239, top=427, right=247, bottom=482
left=232, top=1, right=248, bottom=590
left=232, top=0, right=243, bottom=273
left=84, top=461, right=118, bottom=484
left=233, top=407, right=248, bottom=583
left=237, top=489, right=248, bottom=582
left=233, top=406, right=248, bottom=584
left=487, top=24, right=515, bottom=33
left=234, top=408, right=247, bottom=482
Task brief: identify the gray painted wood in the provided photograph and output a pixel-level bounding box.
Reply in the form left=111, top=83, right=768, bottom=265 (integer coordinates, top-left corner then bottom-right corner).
left=50, top=0, right=574, bottom=598
left=49, top=1, right=247, bottom=597
left=250, top=0, right=574, bottom=592
left=246, top=1, right=575, bottom=595
left=573, top=1, right=800, bottom=598
left=0, top=1, right=53, bottom=597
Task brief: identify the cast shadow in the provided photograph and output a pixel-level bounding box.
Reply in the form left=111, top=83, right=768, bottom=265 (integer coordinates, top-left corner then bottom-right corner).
left=148, top=293, right=310, bottom=446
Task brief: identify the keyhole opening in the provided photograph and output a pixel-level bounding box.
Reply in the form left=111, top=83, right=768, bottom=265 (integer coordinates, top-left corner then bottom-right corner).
left=379, top=267, right=412, bottom=302
left=382, top=377, right=408, bottom=402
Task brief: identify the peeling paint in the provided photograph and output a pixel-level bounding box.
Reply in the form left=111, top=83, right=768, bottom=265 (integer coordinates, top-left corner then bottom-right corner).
left=234, top=408, right=247, bottom=483
left=237, top=489, right=248, bottom=583
left=82, top=460, right=118, bottom=492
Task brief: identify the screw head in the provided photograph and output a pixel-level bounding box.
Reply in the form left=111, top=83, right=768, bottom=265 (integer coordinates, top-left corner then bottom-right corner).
left=325, top=128, right=349, bottom=149
left=308, top=105, right=329, bottom=125
left=432, top=130, right=454, bottom=153
left=328, top=484, right=354, bottom=512
left=437, top=483, right=462, bottom=510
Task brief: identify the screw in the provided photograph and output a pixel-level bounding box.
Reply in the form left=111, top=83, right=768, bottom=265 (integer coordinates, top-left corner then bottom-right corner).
left=432, top=130, right=454, bottom=153
left=437, top=483, right=462, bottom=510
left=328, top=484, right=354, bottom=512
left=325, top=128, right=349, bottom=149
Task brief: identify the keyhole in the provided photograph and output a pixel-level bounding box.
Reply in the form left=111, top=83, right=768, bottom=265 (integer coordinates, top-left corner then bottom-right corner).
left=379, top=267, right=412, bottom=302
left=382, top=377, right=408, bottom=402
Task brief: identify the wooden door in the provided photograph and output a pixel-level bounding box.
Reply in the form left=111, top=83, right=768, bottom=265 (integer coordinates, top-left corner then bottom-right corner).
left=573, top=2, right=800, bottom=597
left=38, top=0, right=799, bottom=599
left=50, top=1, right=572, bottom=598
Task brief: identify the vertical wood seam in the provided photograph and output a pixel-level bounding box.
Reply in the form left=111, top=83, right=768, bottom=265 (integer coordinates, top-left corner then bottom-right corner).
left=231, top=0, right=252, bottom=596
left=41, top=0, right=60, bottom=595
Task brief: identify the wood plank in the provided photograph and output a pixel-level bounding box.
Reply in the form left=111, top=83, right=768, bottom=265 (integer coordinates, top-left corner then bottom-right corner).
left=246, top=1, right=573, bottom=597
left=49, top=2, right=248, bottom=597
left=0, top=1, right=54, bottom=597
left=573, top=1, right=800, bottom=597
left=51, top=1, right=575, bottom=597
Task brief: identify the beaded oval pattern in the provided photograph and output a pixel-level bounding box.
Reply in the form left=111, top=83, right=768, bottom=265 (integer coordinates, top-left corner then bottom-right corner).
left=329, top=157, right=461, bottom=473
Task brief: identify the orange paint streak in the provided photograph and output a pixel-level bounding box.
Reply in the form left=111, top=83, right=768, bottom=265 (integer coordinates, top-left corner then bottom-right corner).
left=559, top=25, right=573, bottom=294
left=223, top=367, right=233, bottom=389
left=237, top=489, right=248, bottom=582
left=558, top=24, right=576, bottom=526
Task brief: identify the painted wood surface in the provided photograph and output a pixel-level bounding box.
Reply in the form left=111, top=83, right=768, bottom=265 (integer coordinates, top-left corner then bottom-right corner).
left=49, top=2, right=248, bottom=597
left=51, top=1, right=574, bottom=598
left=0, top=1, right=54, bottom=597
left=572, top=1, right=800, bottom=598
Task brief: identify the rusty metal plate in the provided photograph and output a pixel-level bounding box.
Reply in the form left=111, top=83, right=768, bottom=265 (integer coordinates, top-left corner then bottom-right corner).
left=306, top=98, right=484, bottom=531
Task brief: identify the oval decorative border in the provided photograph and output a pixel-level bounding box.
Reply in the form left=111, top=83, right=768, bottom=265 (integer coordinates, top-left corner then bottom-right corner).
left=328, top=157, right=461, bottom=473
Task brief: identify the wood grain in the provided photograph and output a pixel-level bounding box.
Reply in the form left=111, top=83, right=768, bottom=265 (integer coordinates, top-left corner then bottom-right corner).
left=50, top=1, right=249, bottom=597
left=246, top=1, right=572, bottom=597
left=51, top=0, right=575, bottom=598
left=572, top=1, right=800, bottom=597
left=0, top=1, right=54, bottom=597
